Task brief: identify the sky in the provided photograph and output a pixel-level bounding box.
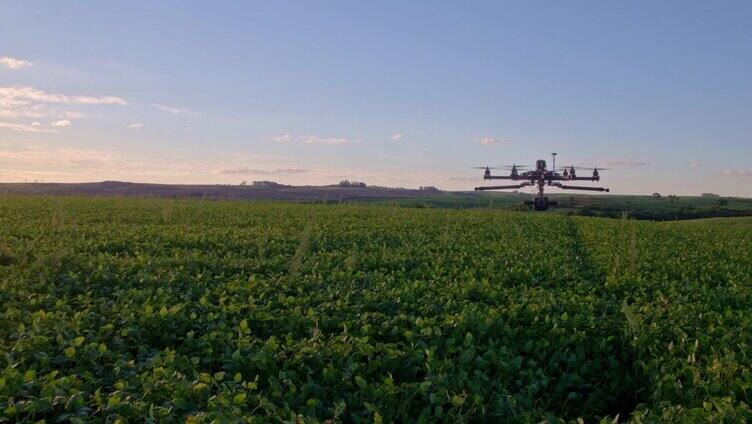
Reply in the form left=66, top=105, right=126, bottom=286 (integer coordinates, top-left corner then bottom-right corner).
left=1, top=1, right=751, bottom=196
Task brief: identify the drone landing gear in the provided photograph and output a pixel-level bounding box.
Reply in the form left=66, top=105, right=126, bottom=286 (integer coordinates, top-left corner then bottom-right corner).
left=524, top=197, right=557, bottom=211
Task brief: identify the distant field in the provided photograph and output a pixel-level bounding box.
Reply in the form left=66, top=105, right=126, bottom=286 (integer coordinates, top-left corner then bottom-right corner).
left=3, top=181, right=750, bottom=221
left=1, top=196, right=752, bottom=422
left=364, top=193, right=752, bottom=221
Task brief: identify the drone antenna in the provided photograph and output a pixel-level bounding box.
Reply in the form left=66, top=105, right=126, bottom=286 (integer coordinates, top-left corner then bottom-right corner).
left=551, top=152, right=557, bottom=172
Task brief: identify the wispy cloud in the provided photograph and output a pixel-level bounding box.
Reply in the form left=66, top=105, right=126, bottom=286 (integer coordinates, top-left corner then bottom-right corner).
left=128, top=122, right=143, bottom=129
left=51, top=120, right=72, bottom=127
left=476, top=137, right=506, bottom=145
left=152, top=103, right=198, bottom=116
left=58, top=111, right=89, bottom=120
left=264, top=133, right=360, bottom=145
left=211, top=167, right=312, bottom=175
left=0, top=86, right=126, bottom=107
left=0, top=105, right=45, bottom=119
left=721, top=168, right=752, bottom=178
left=689, top=161, right=701, bottom=168
left=0, top=121, right=58, bottom=133
left=0, top=57, right=32, bottom=70
left=0, top=146, right=111, bottom=165
left=74, top=96, right=127, bottom=106
left=0, top=86, right=124, bottom=130
left=392, top=133, right=404, bottom=142
left=601, top=159, right=650, bottom=167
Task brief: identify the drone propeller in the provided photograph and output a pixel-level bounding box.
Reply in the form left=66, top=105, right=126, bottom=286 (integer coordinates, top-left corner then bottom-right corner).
left=568, top=165, right=613, bottom=171
left=469, top=166, right=502, bottom=170
left=499, top=164, right=530, bottom=169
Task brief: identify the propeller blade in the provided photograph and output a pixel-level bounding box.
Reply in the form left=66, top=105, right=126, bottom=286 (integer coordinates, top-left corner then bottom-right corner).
left=571, top=166, right=612, bottom=171
left=469, top=166, right=502, bottom=170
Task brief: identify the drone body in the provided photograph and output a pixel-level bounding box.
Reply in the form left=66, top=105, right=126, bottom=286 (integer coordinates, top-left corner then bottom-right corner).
left=474, top=153, right=610, bottom=211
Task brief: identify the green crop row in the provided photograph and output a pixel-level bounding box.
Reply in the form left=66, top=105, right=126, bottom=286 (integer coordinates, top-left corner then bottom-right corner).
left=1, top=196, right=751, bottom=422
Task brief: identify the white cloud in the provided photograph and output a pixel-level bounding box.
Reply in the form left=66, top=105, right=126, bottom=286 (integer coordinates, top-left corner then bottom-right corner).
left=30, top=121, right=41, bottom=127
left=721, top=169, right=752, bottom=178
left=211, top=167, right=312, bottom=175
left=0, top=86, right=126, bottom=108
left=302, top=136, right=352, bottom=145
left=476, top=137, right=505, bottom=145
left=265, top=133, right=360, bottom=145
left=128, top=122, right=143, bottom=129
left=0, top=121, right=58, bottom=133
left=0, top=105, right=46, bottom=119
left=73, top=96, right=126, bottom=106
left=269, top=134, right=295, bottom=143
left=152, top=103, right=198, bottom=116
left=0, top=86, right=123, bottom=130
left=58, top=111, right=87, bottom=120
left=392, top=133, right=404, bottom=141
left=689, top=161, right=701, bottom=168
left=0, top=57, right=32, bottom=70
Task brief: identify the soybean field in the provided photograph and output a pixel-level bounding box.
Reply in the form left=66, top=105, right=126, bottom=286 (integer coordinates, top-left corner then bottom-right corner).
left=1, top=196, right=752, bottom=423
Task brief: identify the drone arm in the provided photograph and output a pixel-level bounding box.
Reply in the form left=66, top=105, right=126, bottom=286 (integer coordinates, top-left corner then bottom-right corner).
left=484, top=175, right=515, bottom=180
left=474, top=182, right=531, bottom=191
left=568, top=176, right=600, bottom=181
left=553, top=183, right=609, bottom=192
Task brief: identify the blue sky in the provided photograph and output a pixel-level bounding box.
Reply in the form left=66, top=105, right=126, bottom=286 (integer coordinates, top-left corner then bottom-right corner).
left=1, top=1, right=751, bottom=195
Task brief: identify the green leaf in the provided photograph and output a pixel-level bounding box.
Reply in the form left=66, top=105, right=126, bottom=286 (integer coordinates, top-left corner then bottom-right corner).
left=451, top=394, right=465, bottom=407
left=355, top=376, right=367, bottom=389
left=233, top=392, right=246, bottom=405
left=334, top=400, right=347, bottom=416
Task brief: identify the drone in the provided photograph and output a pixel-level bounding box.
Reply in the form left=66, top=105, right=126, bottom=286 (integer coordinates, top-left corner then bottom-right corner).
left=473, top=153, right=610, bottom=211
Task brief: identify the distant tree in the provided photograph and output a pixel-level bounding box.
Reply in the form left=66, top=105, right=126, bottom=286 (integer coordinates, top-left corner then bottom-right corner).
left=339, top=180, right=367, bottom=188
left=717, top=198, right=729, bottom=206
left=240, top=180, right=248, bottom=186
left=702, top=192, right=720, bottom=198
left=652, top=193, right=662, bottom=199
left=667, top=195, right=678, bottom=203
left=419, top=186, right=439, bottom=192
left=252, top=180, right=280, bottom=187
